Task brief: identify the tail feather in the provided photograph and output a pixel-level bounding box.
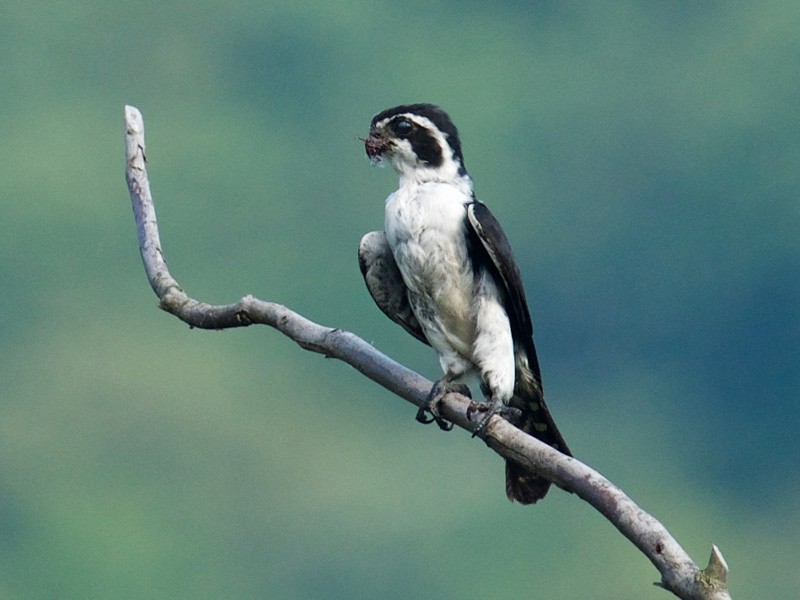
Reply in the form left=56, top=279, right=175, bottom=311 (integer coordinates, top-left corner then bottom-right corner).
left=506, top=461, right=552, bottom=504
left=505, top=357, right=571, bottom=504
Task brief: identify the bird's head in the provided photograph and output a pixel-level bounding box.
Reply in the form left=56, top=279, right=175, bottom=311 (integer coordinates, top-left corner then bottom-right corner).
left=365, top=104, right=469, bottom=186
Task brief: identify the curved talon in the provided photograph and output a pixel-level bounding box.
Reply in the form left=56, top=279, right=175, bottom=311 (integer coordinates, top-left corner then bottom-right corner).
left=416, top=403, right=454, bottom=430
left=415, top=407, right=435, bottom=424
left=469, top=399, right=522, bottom=438
left=435, top=417, right=454, bottom=431
left=415, top=379, right=464, bottom=432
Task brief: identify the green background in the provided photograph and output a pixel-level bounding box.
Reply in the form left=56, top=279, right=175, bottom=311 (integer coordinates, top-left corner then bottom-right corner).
left=2, top=2, right=797, bottom=598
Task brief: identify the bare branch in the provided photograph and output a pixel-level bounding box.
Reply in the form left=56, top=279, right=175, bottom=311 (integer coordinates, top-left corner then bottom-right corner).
left=124, top=105, right=731, bottom=600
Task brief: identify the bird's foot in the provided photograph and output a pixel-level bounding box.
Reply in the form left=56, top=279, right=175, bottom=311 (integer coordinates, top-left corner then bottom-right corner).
left=416, top=380, right=472, bottom=431
left=467, top=398, right=522, bottom=438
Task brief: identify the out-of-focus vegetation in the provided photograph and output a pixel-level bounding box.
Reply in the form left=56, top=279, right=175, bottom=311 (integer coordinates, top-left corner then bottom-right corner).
left=1, top=2, right=797, bottom=598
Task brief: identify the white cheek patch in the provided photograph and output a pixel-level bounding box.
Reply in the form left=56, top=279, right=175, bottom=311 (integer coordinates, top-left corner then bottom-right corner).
left=390, top=138, right=419, bottom=165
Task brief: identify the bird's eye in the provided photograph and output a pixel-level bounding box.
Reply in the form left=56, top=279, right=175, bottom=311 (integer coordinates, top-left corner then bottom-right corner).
left=392, top=119, right=413, bottom=137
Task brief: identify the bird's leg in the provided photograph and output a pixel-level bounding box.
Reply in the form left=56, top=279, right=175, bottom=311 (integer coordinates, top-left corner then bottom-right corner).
left=467, top=396, right=522, bottom=438
left=416, top=375, right=471, bottom=431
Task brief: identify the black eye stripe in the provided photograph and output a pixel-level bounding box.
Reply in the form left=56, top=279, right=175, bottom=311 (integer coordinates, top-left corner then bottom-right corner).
left=404, top=124, right=444, bottom=168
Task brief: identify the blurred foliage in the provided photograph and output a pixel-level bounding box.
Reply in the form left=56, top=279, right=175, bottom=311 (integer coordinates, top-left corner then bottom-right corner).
left=0, top=1, right=798, bottom=598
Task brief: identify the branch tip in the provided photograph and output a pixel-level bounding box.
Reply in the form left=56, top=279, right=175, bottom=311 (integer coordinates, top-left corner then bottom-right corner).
left=124, top=105, right=144, bottom=134
left=702, top=545, right=729, bottom=585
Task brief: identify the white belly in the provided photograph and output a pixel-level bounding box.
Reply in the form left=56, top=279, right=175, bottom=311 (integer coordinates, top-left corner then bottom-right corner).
left=384, top=183, right=477, bottom=368
left=384, top=182, right=516, bottom=400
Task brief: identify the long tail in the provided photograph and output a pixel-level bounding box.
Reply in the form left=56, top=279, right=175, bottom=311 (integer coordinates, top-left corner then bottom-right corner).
left=505, top=353, right=571, bottom=504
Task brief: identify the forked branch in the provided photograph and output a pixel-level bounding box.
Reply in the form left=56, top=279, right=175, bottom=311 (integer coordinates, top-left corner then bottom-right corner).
left=124, top=105, right=731, bottom=600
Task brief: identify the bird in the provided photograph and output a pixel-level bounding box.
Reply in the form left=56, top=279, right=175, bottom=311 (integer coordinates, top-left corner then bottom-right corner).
left=358, top=103, right=571, bottom=503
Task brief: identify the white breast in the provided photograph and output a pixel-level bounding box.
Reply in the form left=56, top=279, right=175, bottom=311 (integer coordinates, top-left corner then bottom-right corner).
left=384, top=182, right=475, bottom=357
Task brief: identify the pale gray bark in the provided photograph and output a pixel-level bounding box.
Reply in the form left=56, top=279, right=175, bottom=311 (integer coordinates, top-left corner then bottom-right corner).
left=124, top=105, right=732, bottom=600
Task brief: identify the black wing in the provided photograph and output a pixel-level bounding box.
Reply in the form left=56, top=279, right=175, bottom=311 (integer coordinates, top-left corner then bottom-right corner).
left=467, top=200, right=572, bottom=479
left=466, top=201, right=541, bottom=382
left=358, top=231, right=429, bottom=346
